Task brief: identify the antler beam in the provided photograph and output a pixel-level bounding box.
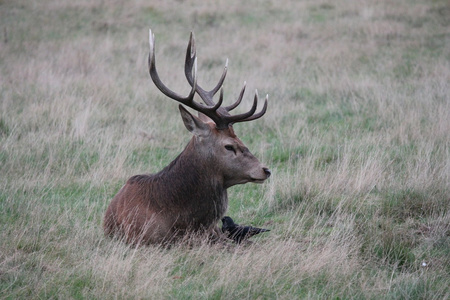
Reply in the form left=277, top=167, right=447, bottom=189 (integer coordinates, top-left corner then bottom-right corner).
left=148, top=29, right=268, bottom=130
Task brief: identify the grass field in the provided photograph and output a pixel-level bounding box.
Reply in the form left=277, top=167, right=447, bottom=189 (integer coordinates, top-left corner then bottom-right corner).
left=1, top=0, right=449, bottom=298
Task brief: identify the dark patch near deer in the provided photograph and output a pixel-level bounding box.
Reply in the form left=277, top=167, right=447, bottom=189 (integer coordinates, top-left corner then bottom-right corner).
left=221, top=216, right=271, bottom=244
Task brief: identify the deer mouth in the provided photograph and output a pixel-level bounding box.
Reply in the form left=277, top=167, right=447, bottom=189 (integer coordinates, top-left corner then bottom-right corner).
left=250, top=178, right=267, bottom=184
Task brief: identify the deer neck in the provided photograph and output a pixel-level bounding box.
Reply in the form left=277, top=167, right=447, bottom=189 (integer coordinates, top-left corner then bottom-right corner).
left=155, top=138, right=227, bottom=224
left=160, top=138, right=225, bottom=195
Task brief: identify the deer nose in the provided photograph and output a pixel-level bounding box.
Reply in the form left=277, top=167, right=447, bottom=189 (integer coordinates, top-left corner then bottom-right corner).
left=263, top=167, right=271, bottom=178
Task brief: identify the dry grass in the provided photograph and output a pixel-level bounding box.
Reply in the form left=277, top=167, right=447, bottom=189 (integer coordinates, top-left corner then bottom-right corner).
left=1, top=0, right=449, bottom=298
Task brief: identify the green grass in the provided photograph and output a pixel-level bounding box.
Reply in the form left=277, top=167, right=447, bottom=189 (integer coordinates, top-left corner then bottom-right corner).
left=1, top=0, right=449, bottom=299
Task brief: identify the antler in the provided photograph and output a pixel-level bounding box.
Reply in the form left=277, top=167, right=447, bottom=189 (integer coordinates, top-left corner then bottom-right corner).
left=148, top=29, right=268, bottom=130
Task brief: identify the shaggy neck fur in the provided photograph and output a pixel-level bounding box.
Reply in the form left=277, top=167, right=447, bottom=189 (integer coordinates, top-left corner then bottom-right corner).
left=129, top=137, right=228, bottom=229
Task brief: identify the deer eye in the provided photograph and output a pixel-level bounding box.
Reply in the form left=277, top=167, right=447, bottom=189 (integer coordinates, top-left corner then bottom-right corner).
left=225, top=145, right=236, bottom=154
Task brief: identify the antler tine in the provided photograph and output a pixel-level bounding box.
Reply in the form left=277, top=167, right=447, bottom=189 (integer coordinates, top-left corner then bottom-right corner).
left=184, top=33, right=211, bottom=105
left=195, top=59, right=228, bottom=107
left=209, top=59, right=228, bottom=96
left=184, top=32, right=196, bottom=87
left=225, top=81, right=246, bottom=112
left=234, top=93, right=268, bottom=123
left=190, top=57, right=198, bottom=99
left=188, top=32, right=196, bottom=59
left=223, top=91, right=268, bottom=125
left=222, top=90, right=259, bottom=124
left=215, top=86, right=224, bottom=110
left=184, top=32, right=228, bottom=106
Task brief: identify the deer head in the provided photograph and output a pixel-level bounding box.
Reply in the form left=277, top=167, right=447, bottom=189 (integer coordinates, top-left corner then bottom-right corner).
left=148, top=30, right=271, bottom=188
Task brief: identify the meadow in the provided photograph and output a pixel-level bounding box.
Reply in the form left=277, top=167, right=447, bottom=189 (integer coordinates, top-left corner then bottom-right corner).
left=1, top=0, right=449, bottom=298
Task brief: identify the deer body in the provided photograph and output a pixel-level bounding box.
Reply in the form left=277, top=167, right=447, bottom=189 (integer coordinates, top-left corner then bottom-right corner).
left=104, top=143, right=229, bottom=244
left=103, top=31, right=270, bottom=245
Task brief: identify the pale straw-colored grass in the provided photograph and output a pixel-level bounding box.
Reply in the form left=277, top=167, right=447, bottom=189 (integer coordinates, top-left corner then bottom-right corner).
left=1, top=0, right=449, bottom=298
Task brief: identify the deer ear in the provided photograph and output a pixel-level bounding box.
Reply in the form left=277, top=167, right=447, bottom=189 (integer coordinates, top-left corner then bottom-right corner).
left=178, top=105, right=211, bottom=137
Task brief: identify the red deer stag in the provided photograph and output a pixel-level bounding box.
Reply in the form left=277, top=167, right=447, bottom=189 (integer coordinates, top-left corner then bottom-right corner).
left=103, top=30, right=270, bottom=245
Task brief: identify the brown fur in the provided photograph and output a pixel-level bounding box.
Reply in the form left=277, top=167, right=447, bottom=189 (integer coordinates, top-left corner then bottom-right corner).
left=104, top=116, right=270, bottom=245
